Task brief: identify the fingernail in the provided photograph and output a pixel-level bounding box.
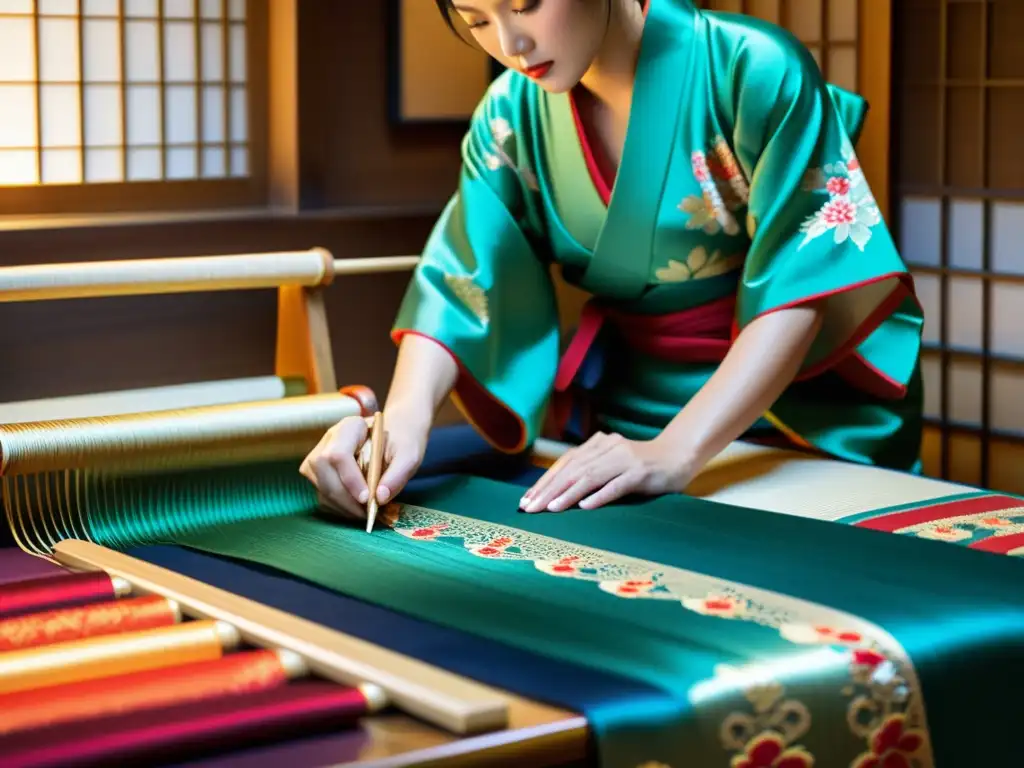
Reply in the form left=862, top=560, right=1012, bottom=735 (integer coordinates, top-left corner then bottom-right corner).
left=358, top=489, right=368, bottom=504
left=377, top=485, right=390, bottom=503
left=518, top=496, right=528, bottom=509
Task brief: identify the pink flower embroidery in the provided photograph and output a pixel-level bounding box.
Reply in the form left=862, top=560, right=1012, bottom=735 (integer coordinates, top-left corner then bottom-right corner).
left=916, top=524, right=972, bottom=542
left=470, top=537, right=516, bottom=558
left=692, top=150, right=711, bottom=182
left=826, top=176, right=851, bottom=196
left=851, top=715, right=924, bottom=768
left=780, top=623, right=866, bottom=646
left=731, top=733, right=814, bottom=768
left=821, top=198, right=857, bottom=225
left=682, top=594, right=745, bottom=618
left=409, top=525, right=448, bottom=540
left=798, top=149, right=881, bottom=251
left=680, top=140, right=746, bottom=236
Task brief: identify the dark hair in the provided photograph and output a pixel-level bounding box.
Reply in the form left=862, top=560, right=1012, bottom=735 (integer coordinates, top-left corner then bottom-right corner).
left=434, top=0, right=476, bottom=45
left=435, top=0, right=456, bottom=30
left=433, top=1, right=627, bottom=38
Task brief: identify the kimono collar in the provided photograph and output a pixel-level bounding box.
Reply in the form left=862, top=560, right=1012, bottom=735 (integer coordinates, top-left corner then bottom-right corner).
left=581, top=0, right=702, bottom=301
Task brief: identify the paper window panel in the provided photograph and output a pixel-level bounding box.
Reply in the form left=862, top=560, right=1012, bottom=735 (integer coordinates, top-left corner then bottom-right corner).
left=893, top=0, right=1024, bottom=488
left=696, top=0, right=860, bottom=87
left=0, top=0, right=250, bottom=186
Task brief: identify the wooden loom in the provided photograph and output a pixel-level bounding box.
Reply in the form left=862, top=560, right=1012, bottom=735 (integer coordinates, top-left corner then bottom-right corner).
left=0, top=249, right=586, bottom=767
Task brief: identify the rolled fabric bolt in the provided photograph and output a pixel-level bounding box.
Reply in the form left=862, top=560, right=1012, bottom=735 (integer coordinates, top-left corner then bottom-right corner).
left=0, top=619, right=240, bottom=695
left=0, top=648, right=308, bottom=736
left=0, top=595, right=181, bottom=652
left=0, top=680, right=389, bottom=768
left=0, top=572, right=131, bottom=619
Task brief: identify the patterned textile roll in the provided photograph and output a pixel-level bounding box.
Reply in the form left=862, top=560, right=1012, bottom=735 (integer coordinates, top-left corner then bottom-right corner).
left=0, top=619, right=239, bottom=695
left=0, top=649, right=306, bottom=735
left=0, top=595, right=180, bottom=652
left=0, top=571, right=130, bottom=618
left=0, top=680, right=384, bottom=768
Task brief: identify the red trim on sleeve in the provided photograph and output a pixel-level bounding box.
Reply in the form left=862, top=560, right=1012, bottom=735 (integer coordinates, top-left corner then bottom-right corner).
left=733, top=272, right=920, bottom=400
left=391, top=330, right=527, bottom=454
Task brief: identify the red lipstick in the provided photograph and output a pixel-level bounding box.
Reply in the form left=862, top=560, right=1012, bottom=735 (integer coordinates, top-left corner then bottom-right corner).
left=522, top=61, right=553, bottom=79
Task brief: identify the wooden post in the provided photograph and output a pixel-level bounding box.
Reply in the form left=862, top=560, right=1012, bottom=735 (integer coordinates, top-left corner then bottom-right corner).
left=857, top=0, right=892, bottom=222
left=274, top=285, right=337, bottom=395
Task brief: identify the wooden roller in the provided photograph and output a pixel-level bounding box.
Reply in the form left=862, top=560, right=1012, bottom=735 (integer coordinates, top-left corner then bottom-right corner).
left=0, top=250, right=420, bottom=303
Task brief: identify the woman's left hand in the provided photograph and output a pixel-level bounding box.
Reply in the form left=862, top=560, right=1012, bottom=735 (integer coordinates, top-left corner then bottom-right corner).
left=520, top=432, right=696, bottom=513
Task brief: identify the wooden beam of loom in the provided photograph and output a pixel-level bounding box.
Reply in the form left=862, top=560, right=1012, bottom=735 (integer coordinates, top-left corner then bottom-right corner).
left=0, top=249, right=420, bottom=405
left=275, top=284, right=338, bottom=394
left=52, top=539, right=510, bottom=736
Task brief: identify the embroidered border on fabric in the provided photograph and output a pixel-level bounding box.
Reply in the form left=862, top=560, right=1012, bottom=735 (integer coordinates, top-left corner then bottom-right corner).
left=850, top=492, right=1024, bottom=555
left=896, top=508, right=1024, bottom=544
left=383, top=503, right=934, bottom=768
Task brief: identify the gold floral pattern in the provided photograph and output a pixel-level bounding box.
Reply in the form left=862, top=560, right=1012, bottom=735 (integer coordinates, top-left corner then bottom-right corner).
left=655, top=246, right=745, bottom=283
left=679, top=136, right=749, bottom=236
left=716, top=665, right=814, bottom=768
left=482, top=117, right=539, bottom=191
left=444, top=274, right=489, bottom=324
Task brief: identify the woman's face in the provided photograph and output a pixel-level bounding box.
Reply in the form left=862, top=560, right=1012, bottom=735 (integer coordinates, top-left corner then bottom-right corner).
left=452, top=0, right=608, bottom=93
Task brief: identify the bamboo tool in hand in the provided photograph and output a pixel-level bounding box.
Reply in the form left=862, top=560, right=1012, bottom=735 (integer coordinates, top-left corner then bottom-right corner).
left=364, top=412, right=385, bottom=533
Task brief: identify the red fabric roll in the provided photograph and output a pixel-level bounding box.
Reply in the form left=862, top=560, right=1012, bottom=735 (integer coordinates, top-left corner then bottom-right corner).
left=1, top=680, right=372, bottom=768
left=0, top=572, right=118, bottom=619
left=0, top=594, right=178, bottom=652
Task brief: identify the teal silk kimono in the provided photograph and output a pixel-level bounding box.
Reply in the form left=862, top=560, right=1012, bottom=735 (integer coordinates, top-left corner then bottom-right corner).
left=392, top=0, right=924, bottom=471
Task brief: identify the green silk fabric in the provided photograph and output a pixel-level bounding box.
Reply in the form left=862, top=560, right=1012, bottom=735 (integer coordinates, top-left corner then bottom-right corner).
left=391, top=0, right=924, bottom=470
left=162, top=475, right=1023, bottom=768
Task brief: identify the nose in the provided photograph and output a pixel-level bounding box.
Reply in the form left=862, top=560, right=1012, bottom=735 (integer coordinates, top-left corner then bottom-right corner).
left=497, top=23, right=533, bottom=60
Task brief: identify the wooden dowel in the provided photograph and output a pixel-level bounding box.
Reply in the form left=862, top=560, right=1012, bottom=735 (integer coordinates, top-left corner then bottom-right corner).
left=330, top=256, right=420, bottom=275
left=0, top=251, right=420, bottom=304
left=52, top=540, right=509, bottom=735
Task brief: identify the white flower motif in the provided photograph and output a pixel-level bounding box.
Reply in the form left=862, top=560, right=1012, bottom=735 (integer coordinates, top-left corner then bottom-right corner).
left=489, top=117, right=513, bottom=143
left=478, top=115, right=539, bottom=190
left=798, top=149, right=882, bottom=252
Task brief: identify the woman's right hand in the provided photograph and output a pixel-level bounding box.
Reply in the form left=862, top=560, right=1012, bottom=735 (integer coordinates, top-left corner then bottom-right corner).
left=299, top=414, right=428, bottom=522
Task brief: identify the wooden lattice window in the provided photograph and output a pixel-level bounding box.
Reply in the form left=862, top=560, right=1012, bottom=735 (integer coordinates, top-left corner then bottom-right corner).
left=894, top=0, right=1024, bottom=492
left=0, top=0, right=266, bottom=215
left=698, top=0, right=860, bottom=91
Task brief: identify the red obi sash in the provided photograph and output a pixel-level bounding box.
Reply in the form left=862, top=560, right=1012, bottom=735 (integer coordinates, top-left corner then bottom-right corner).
left=550, top=295, right=737, bottom=435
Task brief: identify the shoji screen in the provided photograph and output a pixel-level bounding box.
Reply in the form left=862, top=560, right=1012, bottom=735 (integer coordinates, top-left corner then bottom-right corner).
left=894, top=0, right=1024, bottom=493
left=698, top=0, right=859, bottom=89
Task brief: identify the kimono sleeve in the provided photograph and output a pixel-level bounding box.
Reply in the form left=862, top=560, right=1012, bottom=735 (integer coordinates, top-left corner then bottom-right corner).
left=391, top=88, right=560, bottom=453
left=731, top=39, right=923, bottom=399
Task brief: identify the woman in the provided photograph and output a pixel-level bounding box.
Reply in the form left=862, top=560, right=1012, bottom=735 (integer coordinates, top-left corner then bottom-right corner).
left=301, top=0, right=923, bottom=520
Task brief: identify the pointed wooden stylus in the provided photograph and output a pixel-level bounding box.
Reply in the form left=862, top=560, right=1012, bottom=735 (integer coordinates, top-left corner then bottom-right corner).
left=365, top=411, right=385, bottom=533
